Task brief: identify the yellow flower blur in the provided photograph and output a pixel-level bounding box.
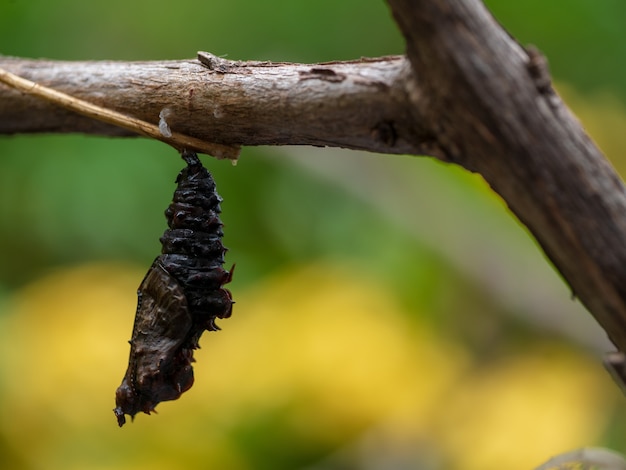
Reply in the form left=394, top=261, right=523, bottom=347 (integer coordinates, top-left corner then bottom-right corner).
left=0, top=262, right=618, bottom=469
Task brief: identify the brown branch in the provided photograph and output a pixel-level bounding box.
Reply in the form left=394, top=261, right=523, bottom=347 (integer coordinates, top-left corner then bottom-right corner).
left=387, top=0, right=626, bottom=355
left=0, top=53, right=433, bottom=156
left=1, top=0, right=626, bottom=376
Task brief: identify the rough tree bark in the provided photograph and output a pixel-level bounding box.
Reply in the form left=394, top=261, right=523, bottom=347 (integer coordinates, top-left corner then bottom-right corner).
left=2, top=0, right=626, bottom=374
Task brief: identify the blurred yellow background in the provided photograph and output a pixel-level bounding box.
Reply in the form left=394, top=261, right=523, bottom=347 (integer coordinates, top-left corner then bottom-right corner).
left=0, top=263, right=619, bottom=470
left=2, top=1, right=626, bottom=469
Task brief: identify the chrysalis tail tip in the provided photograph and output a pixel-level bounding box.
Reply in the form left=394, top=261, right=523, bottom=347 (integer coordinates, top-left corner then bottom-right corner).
left=114, top=407, right=127, bottom=427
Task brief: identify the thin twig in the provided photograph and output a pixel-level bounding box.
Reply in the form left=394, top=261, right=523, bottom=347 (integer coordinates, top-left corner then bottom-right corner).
left=0, top=67, right=240, bottom=160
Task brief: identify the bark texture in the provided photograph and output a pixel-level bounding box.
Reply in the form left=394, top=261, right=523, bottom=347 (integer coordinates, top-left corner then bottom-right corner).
left=1, top=0, right=626, bottom=354
left=0, top=54, right=428, bottom=156
left=388, top=0, right=626, bottom=353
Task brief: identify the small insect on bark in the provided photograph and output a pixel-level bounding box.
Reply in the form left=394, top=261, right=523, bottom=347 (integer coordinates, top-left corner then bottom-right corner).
left=114, top=150, right=234, bottom=427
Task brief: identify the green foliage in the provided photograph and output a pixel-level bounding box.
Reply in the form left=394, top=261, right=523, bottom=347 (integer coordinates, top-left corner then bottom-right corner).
left=0, top=0, right=403, bottom=61
left=485, top=0, right=626, bottom=99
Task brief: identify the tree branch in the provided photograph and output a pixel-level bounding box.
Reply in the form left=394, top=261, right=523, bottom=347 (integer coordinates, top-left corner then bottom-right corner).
left=1, top=0, right=626, bottom=372
left=387, top=0, right=626, bottom=354
left=0, top=53, right=436, bottom=156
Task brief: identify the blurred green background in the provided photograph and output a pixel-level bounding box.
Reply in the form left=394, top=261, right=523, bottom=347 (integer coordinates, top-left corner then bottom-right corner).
left=1, top=1, right=626, bottom=469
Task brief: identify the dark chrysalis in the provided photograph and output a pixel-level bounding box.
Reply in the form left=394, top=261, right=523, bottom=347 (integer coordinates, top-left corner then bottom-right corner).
left=114, top=150, right=234, bottom=427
